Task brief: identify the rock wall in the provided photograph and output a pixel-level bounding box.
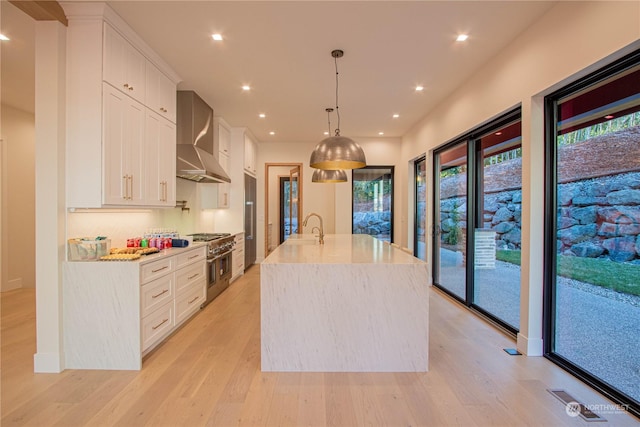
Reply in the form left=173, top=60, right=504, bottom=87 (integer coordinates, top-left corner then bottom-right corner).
left=438, top=126, right=640, bottom=262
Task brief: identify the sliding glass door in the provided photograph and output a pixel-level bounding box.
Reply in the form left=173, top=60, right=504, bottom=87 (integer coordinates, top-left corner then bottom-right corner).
left=545, top=52, right=640, bottom=414
left=433, top=110, right=522, bottom=332
left=415, top=157, right=427, bottom=261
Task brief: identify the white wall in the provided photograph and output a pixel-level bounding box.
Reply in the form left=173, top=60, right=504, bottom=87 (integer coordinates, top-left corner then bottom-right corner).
left=399, top=1, right=640, bottom=355
left=1, top=105, right=35, bottom=290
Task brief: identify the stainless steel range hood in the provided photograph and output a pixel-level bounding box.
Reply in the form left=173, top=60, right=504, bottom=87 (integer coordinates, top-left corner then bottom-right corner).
left=176, top=91, right=231, bottom=183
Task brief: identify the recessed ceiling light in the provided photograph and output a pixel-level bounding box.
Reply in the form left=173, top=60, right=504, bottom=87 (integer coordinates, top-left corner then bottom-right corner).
left=211, top=34, right=223, bottom=41
left=242, top=85, right=251, bottom=91
left=392, top=114, right=400, bottom=119
left=378, top=132, right=384, bottom=136
left=415, top=86, right=424, bottom=92
left=604, top=115, right=615, bottom=119
left=495, top=132, right=503, bottom=136
left=269, top=131, right=275, bottom=135
left=0, top=34, right=9, bottom=41
left=259, top=113, right=266, bottom=118
left=456, top=34, right=469, bottom=42
left=324, top=131, right=330, bottom=136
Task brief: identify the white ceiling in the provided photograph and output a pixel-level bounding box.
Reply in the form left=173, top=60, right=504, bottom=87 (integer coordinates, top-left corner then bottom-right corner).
left=2, top=1, right=557, bottom=143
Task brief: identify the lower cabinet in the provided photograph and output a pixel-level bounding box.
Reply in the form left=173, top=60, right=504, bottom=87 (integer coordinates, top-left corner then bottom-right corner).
left=63, top=245, right=206, bottom=370
left=232, top=232, right=245, bottom=282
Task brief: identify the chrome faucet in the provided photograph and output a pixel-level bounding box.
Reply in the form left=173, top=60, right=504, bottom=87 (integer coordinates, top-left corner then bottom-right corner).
left=302, top=213, right=324, bottom=244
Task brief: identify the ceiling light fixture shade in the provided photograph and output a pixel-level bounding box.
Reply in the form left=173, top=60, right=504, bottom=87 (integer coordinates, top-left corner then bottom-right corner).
left=310, top=50, right=366, bottom=170
left=312, top=169, right=348, bottom=183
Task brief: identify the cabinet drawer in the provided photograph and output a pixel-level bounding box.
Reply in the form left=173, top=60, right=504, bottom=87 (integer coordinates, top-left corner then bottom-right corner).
left=176, top=263, right=205, bottom=294
left=176, top=247, right=206, bottom=269
left=175, top=281, right=205, bottom=325
left=142, top=301, right=174, bottom=351
left=141, top=274, right=174, bottom=317
left=140, top=257, right=174, bottom=284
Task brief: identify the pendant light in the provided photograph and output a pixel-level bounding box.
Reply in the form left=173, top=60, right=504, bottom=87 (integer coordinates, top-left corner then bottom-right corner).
left=313, top=108, right=348, bottom=183
left=309, top=49, right=366, bottom=170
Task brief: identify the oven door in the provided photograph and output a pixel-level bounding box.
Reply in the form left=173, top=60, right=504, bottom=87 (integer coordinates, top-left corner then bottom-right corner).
left=219, top=250, right=232, bottom=280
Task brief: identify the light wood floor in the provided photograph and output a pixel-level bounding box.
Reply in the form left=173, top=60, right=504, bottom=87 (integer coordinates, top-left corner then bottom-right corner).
left=1, top=266, right=637, bottom=426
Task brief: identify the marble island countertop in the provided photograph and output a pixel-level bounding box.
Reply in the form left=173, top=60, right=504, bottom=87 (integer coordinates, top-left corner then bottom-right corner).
left=263, top=234, right=425, bottom=265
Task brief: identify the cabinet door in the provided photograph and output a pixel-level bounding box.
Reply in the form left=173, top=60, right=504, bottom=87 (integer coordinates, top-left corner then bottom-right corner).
left=146, top=62, right=176, bottom=122
left=217, top=153, right=230, bottom=208
left=145, top=110, right=176, bottom=206
left=244, top=135, right=255, bottom=175
left=103, top=23, right=145, bottom=104
left=217, top=120, right=231, bottom=157
left=103, top=84, right=145, bottom=205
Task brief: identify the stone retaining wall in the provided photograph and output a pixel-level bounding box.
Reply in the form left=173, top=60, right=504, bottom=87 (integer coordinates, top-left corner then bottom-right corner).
left=439, top=126, right=640, bottom=262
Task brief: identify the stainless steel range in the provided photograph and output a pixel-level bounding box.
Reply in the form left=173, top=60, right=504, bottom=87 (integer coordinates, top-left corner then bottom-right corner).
left=189, top=233, right=235, bottom=307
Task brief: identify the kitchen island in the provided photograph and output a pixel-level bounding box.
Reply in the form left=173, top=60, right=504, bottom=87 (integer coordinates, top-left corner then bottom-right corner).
left=261, top=234, right=429, bottom=372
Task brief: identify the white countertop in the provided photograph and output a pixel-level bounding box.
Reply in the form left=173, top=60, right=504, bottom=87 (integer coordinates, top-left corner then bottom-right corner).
left=67, top=242, right=208, bottom=265
left=262, top=234, right=424, bottom=265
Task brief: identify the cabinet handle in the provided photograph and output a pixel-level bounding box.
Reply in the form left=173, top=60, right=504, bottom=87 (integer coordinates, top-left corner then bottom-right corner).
left=152, top=289, right=169, bottom=299
left=128, top=85, right=134, bottom=91
left=224, top=193, right=228, bottom=206
left=129, top=175, right=134, bottom=200
left=151, top=265, right=169, bottom=273
left=123, top=175, right=128, bottom=199
left=163, top=181, right=168, bottom=201
left=188, top=254, right=199, bottom=260
left=187, top=273, right=199, bottom=280
left=123, top=83, right=129, bottom=89
left=152, top=318, right=169, bottom=330
left=188, top=296, right=199, bottom=304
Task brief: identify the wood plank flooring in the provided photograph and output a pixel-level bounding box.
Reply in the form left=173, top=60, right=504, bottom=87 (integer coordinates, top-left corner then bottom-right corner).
left=1, top=266, right=638, bottom=426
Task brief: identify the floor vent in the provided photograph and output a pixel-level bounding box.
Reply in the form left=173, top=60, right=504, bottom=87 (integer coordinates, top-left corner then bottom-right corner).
left=503, top=348, right=521, bottom=355
left=547, top=389, right=606, bottom=422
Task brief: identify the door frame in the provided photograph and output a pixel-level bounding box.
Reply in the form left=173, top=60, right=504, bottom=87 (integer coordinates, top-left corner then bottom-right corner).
left=264, top=163, right=303, bottom=257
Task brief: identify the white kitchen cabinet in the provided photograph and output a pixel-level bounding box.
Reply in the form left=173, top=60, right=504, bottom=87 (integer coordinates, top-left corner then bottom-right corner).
left=103, top=23, right=146, bottom=104
left=146, top=62, right=176, bottom=123
left=103, top=83, right=145, bottom=206
left=64, top=245, right=206, bottom=370
left=217, top=153, right=230, bottom=208
left=145, top=110, right=176, bottom=207
left=244, top=134, right=257, bottom=176
left=231, top=232, right=245, bottom=282
left=64, top=3, right=180, bottom=208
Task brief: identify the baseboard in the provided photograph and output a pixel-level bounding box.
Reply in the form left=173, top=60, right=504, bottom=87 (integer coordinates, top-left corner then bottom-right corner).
left=33, top=351, right=64, bottom=373
left=517, top=332, right=544, bottom=356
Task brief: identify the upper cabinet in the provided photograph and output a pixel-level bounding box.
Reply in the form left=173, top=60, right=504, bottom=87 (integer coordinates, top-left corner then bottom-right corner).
left=146, top=62, right=177, bottom=123
left=63, top=3, right=181, bottom=208
left=244, top=134, right=258, bottom=176
left=103, top=24, right=146, bottom=104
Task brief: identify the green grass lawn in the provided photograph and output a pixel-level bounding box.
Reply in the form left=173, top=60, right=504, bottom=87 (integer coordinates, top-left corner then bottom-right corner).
left=496, top=250, right=640, bottom=297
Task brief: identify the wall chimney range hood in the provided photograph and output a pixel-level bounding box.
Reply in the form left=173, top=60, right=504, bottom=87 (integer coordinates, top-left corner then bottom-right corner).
left=176, top=91, right=231, bottom=183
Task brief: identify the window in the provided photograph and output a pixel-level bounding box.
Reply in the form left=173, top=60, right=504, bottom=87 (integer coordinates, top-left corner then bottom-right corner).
left=545, top=50, right=640, bottom=416
left=352, top=166, right=394, bottom=242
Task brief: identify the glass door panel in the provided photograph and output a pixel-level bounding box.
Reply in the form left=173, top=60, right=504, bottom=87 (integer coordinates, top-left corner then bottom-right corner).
left=550, top=62, right=640, bottom=406
left=434, top=143, right=467, bottom=299
left=472, top=120, right=522, bottom=329
left=415, top=157, right=427, bottom=260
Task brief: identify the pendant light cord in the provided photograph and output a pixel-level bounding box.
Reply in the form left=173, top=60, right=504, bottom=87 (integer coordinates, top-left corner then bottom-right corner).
left=334, top=55, right=341, bottom=136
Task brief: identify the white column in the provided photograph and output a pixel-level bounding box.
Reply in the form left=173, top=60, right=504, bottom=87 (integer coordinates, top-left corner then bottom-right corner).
left=517, top=97, right=545, bottom=356
left=33, top=20, right=66, bottom=372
